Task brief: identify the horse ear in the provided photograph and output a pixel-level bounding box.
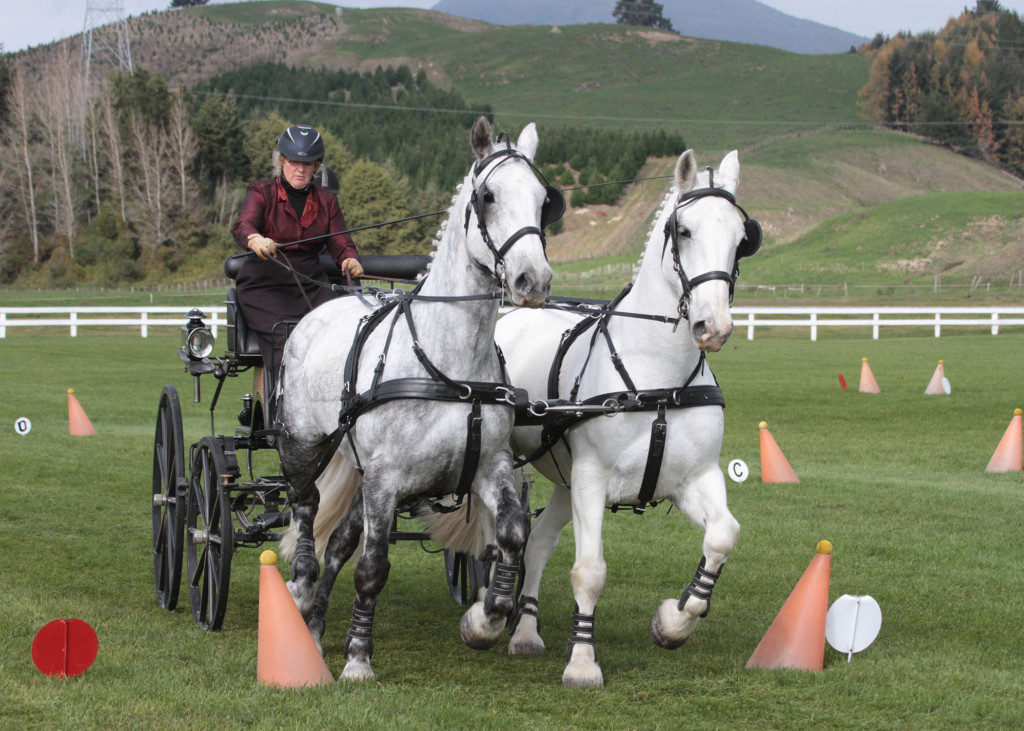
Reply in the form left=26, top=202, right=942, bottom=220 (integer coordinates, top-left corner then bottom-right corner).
left=717, top=150, right=740, bottom=194
left=516, top=123, right=538, bottom=161
left=675, top=150, right=697, bottom=192
left=471, top=116, right=492, bottom=160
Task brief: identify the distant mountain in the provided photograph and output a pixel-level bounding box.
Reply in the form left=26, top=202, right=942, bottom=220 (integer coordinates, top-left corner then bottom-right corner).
left=430, top=0, right=868, bottom=54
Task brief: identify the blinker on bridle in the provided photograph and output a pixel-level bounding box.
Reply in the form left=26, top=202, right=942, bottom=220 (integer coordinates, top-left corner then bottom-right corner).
left=663, top=166, right=763, bottom=324
left=464, top=132, right=566, bottom=282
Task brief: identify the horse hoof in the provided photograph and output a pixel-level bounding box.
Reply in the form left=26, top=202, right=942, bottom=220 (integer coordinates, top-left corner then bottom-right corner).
left=650, top=598, right=696, bottom=650
left=340, top=658, right=375, bottom=682
left=562, top=659, right=603, bottom=689
left=508, top=632, right=545, bottom=656
left=460, top=601, right=504, bottom=651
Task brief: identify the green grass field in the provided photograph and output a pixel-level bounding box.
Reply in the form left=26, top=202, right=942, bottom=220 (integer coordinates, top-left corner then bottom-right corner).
left=2, top=327, right=1022, bottom=727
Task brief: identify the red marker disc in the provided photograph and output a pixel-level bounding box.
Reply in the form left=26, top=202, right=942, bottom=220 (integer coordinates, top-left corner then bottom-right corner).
left=838, top=374, right=847, bottom=391
left=31, top=619, right=98, bottom=677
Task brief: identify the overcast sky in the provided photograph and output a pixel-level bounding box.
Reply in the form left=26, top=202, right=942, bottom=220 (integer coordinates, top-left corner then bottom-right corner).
left=6, top=0, right=1024, bottom=54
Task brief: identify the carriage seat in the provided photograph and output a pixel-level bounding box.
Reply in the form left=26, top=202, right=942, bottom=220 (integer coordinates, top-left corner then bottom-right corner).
left=224, top=287, right=262, bottom=363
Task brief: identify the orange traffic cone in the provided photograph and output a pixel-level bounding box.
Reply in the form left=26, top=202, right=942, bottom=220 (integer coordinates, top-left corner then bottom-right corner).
left=747, top=540, right=832, bottom=671
left=924, top=360, right=946, bottom=395
left=257, top=551, right=333, bottom=688
left=986, top=408, right=1023, bottom=473
left=759, top=421, right=799, bottom=483
left=67, top=389, right=97, bottom=436
left=859, top=358, right=881, bottom=394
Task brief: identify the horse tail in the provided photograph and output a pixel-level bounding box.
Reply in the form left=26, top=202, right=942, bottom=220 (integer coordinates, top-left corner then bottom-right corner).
left=415, top=502, right=488, bottom=559
left=279, top=452, right=361, bottom=563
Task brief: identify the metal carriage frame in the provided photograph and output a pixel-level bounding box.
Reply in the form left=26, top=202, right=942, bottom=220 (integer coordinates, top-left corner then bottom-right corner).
left=151, top=252, right=524, bottom=631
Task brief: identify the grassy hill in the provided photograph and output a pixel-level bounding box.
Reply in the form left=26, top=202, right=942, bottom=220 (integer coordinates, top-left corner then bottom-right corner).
left=11, top=2, right=1024, bottom=294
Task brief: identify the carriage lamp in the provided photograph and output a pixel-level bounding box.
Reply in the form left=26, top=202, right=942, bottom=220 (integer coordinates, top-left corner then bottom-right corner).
left=182, top=308, right=215, bottom=359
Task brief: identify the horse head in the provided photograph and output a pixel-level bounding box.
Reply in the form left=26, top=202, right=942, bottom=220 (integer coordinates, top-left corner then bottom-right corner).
left=663, top=149, right=757, bottom=352
left=464, top=116, right=556, bottom=308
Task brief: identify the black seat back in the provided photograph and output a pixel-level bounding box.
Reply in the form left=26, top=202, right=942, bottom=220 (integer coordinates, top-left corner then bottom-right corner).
left=223, top=251, right=431, bottom=282
left=225, top=288, right=263, bottom=362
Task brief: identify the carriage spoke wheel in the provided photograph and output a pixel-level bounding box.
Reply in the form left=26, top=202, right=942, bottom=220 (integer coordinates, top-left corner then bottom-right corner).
left=152, top=385, right=186, bottom=610
left=186, top=436, right=235, bottom=631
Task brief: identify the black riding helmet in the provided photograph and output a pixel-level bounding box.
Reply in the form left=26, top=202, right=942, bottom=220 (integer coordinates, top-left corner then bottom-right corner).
left=277, top=124, right=325, bottom=163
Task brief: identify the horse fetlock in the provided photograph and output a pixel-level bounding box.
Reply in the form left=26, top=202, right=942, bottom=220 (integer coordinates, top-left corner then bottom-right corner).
left=482, top=560, right=518, bottom=617
left=285, top=579, right=316, bottom=619
left=650, top=598, right=698, bottom=649
left=460, top=600, right=506, bottom=650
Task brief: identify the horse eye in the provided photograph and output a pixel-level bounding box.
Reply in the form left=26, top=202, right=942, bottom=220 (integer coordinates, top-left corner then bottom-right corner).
left=677, top=226, right=691, bottom=239
left=483, top=191, right=495, bottom=204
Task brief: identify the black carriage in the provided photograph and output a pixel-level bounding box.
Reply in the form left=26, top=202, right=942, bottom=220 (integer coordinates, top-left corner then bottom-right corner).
left=151, top=252, right=516, bottom=630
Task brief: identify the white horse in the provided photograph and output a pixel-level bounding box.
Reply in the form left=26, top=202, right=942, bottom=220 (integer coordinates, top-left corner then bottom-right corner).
left=428, top=149, right=755, bottom=688
left=276, top=117, right=557, bottom=681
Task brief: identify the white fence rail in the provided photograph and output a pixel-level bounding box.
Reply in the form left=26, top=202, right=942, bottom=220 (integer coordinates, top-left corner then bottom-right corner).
left=732, top=307, right=1024, bottom=340
left=1, top=306, right=1024, bottom=341
left=0, top=307, right=227, bottom=338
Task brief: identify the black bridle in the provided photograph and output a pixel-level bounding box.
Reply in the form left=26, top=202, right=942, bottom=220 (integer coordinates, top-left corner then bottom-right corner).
left=662, top=168, right=762, bottom=322
left=463, top=134, right=565, bottom=283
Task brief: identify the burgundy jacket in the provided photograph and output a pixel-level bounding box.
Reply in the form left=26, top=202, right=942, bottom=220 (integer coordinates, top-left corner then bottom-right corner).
left=231, top=177, right=358, bottom=265
left=229, top=177, right=360, bottom=340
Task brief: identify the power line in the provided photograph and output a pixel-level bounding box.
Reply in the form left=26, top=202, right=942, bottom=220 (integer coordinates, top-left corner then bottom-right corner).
left=190, top=89, right=1024, bottom=127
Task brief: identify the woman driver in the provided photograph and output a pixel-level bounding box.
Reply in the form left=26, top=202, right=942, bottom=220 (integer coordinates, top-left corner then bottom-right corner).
left=231, top=123, right=364, bottom=376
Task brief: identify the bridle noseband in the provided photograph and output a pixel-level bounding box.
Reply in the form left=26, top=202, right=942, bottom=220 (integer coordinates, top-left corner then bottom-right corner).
left=463, top=133, right=565, bottom=284
left=662, top=167, right=762, bottom=322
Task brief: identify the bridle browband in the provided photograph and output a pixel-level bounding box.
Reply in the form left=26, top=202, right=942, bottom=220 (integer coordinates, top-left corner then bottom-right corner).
left=463, top=133, right=565, bottom=284
left=662, top=167, right=761, bottom=322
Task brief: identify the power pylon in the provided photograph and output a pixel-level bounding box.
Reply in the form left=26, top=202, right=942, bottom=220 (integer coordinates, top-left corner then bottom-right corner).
left=81, top=0, right=133, bottom=94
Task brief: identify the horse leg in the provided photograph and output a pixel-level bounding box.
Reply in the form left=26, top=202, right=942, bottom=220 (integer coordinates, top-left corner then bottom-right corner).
left=562, top=474, right=606, bottom=689
left=280, top=441, right=332, bottom=618
left=306, top=487, right=365, bottom=652
left=508, top=482, right=571, bottom=656
left=459, top=454, right=530, bottom=651
left=650, top=467, right=740, bottom=649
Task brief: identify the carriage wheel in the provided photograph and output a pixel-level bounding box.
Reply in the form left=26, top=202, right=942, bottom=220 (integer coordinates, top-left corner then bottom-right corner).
left=186, top=436, right=235, bottom=631
left=444, top=549, right=488, bottom=605
left=152, top=385, right=186, bottom=611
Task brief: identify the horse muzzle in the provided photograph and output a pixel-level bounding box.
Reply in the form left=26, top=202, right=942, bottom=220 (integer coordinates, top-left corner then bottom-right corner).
left=507, top=262, right=553, bottom=309
left=691, top=317, right=732, bottom=352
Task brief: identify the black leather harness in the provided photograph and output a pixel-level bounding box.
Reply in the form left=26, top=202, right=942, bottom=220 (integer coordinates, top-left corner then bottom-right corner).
left=514, top=283, right=725, bottom=514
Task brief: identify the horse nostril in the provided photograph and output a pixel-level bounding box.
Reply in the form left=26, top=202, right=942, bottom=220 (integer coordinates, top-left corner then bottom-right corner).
left=514, top=272, right=533, bottom=294
left=692, top=320, right=708, bottom=339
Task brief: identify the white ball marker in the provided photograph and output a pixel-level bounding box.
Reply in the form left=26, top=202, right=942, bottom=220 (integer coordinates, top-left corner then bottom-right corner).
left=825, top=594, right=882, bottom=661
left=14, top=417, right=32, bottom=436
left=727, top=458, right=748, bottom=483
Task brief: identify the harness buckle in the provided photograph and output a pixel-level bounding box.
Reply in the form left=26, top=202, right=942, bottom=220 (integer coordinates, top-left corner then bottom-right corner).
left=601, top=398, right=621, bottom=416
left=457, top=383, right=473, bottom=400
left=495, top=386, right=515, bottom=405
left=528, top=400, right=548, bottom=417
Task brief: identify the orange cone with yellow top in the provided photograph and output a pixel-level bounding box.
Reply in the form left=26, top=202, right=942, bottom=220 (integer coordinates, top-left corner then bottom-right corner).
left=986, top=409, right=1022, bottom=473
left=257, top=551, right=333, bottom=688
left=759, top=421, right=799, bottom=483
left=746, top=540, right=832, bottom=672
left=924, top=360, right=947, bottom=395
left=67, top=389, right=97, bottom=436
left=859, top=358, right=881, bottom=394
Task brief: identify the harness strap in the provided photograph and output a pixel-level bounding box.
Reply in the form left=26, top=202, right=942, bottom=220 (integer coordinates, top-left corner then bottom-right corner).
left=508, top=594, right=539, bottom=636
left=454, top=399, right=482, bottom=520
left=635, top=404, right=667, bottom=512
